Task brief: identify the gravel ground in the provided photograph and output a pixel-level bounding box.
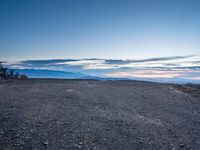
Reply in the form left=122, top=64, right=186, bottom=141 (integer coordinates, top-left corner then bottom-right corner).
left=0, top=79, right=200, bottom=150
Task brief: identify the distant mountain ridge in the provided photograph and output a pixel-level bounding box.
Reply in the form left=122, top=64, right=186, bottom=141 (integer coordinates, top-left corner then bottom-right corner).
left=14, top=69, right=89, bottom=79
left=14, top=69, right=130, bottom=80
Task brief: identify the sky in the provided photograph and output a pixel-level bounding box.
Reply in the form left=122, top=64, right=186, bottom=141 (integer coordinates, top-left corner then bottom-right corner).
left=0, top=0, right=200, bottom=60
left=0, top=0, right=200, bottom=82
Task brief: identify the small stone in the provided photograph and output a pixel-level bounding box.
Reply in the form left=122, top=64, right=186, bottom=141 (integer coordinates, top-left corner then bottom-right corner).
left=0, top=129, right=4, bottom=135
left=179, top=144, right=185, bottom=147
left=43, top=141, right=49, bottom=146
left=79, top=142, right=83, bottom=145
left=105, top=128, right=109, bottom=131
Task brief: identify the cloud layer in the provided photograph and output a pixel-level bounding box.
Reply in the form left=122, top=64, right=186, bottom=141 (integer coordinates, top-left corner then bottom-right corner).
left=2, top=55, right=200, bottom=83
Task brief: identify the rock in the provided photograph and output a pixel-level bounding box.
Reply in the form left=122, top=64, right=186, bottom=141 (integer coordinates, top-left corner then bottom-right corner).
left=0, top=129, right=4, bottom=135
left=105, top=128, right=109, bottom=131
left=179, top=144, right=185, bottom=148
left=43, top=141, right=49, bottom=146
left=79, top=142, right=83, bottom=145
left=9, top=129, right=14, bottom=132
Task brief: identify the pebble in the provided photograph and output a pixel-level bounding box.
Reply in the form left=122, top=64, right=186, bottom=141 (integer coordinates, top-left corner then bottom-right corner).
left=43, top=141, right=49, bottom=146
left=79, top=142, right=83, bottom=145
left=179, top=144, right=185, bottom=148
left=105, top=128, right=109, bottom=131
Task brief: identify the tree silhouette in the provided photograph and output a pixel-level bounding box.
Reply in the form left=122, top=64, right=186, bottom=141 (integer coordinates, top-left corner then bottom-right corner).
left=0, top=63, right=28, bottom=80
left=1, top=68, right=8, bottom=80
left=0, top=62, right=2, bottom=79
left=20, top=74, right=28, bottom=79
left=15, top=72, right=19, bottom=79
left=9, top=69, right=14, bottom=79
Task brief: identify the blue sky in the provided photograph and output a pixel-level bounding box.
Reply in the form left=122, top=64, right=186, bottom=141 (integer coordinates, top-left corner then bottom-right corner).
left=0, top=0, right=200, bottom=82
left=0, top=0, right=200, bottom=60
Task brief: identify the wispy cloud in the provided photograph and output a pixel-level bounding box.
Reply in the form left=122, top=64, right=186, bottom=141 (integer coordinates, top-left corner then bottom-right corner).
left=104, top=55, right=194, bottom=64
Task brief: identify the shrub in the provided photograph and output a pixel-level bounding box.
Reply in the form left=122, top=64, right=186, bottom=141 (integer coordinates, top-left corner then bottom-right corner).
left=15, top=72, right=19, bottom=79
left=0, top=63, right=28, bottom=80
left=9, top=69, right=15, bottom=79
left=19, top=74, right=28, bottom=79
left=1, top=68, right=8, bottom=80
left=0, top=63, right=2, bottom=79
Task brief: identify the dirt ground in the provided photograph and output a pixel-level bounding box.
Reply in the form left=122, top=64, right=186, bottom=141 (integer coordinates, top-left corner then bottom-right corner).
left=0, top=79, right=200, bottom=150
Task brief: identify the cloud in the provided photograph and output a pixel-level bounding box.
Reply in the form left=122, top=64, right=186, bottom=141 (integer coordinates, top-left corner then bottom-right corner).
left=56, top=59, right=104, bottom=66
left=187, top=77, right=200, bottom=80
left=3, top=54, right=200, bottom=82
left=4, top=55, right=198, bottom=70
left=104, top=55, right=195, bottom=65
left=104, top=70, right=182, bottom=79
